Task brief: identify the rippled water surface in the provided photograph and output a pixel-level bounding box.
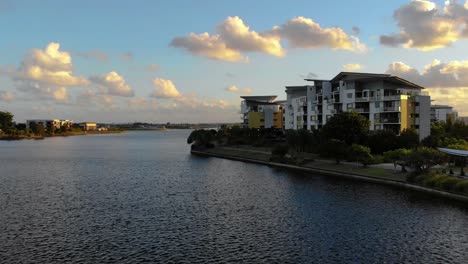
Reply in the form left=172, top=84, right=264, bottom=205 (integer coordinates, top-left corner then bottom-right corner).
left=1, top=130, right=468, bottom=263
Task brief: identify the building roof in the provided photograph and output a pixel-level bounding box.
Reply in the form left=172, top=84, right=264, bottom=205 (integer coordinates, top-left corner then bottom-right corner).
left=431, top=105, right=453, bottom=109
left=438, top=148, right=468, bottom=157
left=240, top=95, right=277, bottom=102
left=327, top=72, right=424, bottom=89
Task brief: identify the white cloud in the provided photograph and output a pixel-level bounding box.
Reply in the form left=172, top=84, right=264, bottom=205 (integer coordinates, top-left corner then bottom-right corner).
left=151, top=78, right=181, bottom=98
left=52, top=87, right=69, bottom=102
left=380, top=0, right=468, bottom=50
left=343, top=64, right=363, bottom=71
left=89, top=71, right=134, bottom=97
left=386, top=59, right=468, bottom=115
left=0, top=90, right=14, bottom=102
left=171, top=16, right=365, bottom=62
left=217, top=16, right=284, bottom=57
left=271, top=16, right=366, bottom=52
left=171, top=32, right=248, bottom=62
left=224, top=85, right=252, bottom=94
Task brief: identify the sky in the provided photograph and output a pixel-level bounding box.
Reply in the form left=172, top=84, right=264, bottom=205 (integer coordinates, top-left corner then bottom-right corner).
left=1, top=0, right=468, bottom=123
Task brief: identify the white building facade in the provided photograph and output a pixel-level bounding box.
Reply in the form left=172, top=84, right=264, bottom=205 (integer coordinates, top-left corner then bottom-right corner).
left=285, top=72, right=431, bottom=140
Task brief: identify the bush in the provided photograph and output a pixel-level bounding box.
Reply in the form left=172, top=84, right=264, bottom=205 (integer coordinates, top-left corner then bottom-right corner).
left=271, top=144, right=289, bottom=158
left=351, top=144, right=373, bottom=167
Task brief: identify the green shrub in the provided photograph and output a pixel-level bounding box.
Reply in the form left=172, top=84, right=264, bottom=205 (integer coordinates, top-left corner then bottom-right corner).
left=440, top=177, right=460, bottom=192
left=271, top=144, right=289, bottom=158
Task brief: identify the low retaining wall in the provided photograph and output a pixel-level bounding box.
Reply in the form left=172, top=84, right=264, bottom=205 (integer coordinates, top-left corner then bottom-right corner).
left=192, top=150, right=468, bottom=204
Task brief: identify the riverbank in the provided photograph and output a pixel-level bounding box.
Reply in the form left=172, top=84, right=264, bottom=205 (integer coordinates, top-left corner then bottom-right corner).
left=192, top=146, right=468, bottom=203
left=0, top=130, right=126, bottom=140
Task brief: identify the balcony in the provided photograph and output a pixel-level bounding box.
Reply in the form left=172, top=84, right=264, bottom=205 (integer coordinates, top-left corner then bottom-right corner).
left=382, top=95, right=402, bottom=101
left=379, top=118, right=400, bottom=124
left=355, top=97, right=369, bottom=102
left=354, top=108, right=370, bottom=113
left=383, top=106, right=400, bottom=112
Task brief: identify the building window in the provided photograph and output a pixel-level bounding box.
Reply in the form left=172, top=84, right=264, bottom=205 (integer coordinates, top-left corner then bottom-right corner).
left=347, top=93, right=353, bottom=98
left=260, top=119, right=264, bottom=122
left=375, top=102, right=380, bottom=108
left=347, top=103, right=353, bottom=109
left=374, top=125, right=381, bottom=130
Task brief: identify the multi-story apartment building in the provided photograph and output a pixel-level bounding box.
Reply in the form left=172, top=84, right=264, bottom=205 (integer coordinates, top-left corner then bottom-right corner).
left=26, top=119, right=73, bottom=132
left=240, top=96, right=284, bottom=129
left=431, top=105, right=458, bottom=123
left=285, top=72, right=431, bottom=140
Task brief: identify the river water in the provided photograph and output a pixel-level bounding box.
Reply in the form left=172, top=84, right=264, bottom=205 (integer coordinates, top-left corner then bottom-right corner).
left=1, top=130, right=468, bottom=263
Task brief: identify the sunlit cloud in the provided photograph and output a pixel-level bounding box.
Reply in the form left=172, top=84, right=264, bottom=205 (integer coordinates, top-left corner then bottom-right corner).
left=271, top=17, right=366, bottom=52
left=380, top=0, right=468, bottom=50
left=171, top=16, right=365, bottom=62
left=343, top=63, right=363, bottom=71
left=386, top=59, right=468, bottom=115
left=89, top=71, right=134, bottom=97
left=0, top=90, right=15, bottom=102
left=224, top=85, right=252, bottom=94
left=150, top=78, right=182, bottom=98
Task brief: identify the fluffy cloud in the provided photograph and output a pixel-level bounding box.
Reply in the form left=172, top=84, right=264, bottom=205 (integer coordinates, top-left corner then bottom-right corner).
left=0, top=90, right=14, bottom=102
left=151, top=78, right=181, bottom=98
left=386, top=59, right=468, bottom=115
left=0, top=42, right=88, bottom=102
left=224, top=85, right=252, bottom=94
left=171, top=16, right=365, bottom=62
left=89, top=71, right=134, bottom=97
left=271, top=17, right=366, bottom=52
left=76, top=50, right=109, bottom=62
left=171, top=32, right=248, bottom=62
left=216, top=16, right=284, bottom=56
left=380, top=0, right=468, bottom=50
left=343, top=64, right=363, bottom=71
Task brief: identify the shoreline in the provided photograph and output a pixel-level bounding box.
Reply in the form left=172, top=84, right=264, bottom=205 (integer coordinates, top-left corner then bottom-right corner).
left=191, top=149, right=468, bottom=204
left=0, top=130, right=126, bottom=141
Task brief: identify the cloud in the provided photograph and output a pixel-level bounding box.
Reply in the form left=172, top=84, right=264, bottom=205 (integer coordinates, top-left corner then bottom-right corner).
left=120, top=51, right=134, bottom=62
left=151, top=78, right=181, bottom=98
left=89, top=71, right=135, bottom=97
left=0, top=90, right=14, bottom=102
left=171, top=32, right=248, bottom=62
left=300, top=72, right=318, bottom=79
left=0, top=42, right=89, bottom=102
left=145, top=64, right=160, bottom=72
left=225, top=72, right=236, bottom=78
left=216, top=16, right=284, bottom=56
left=224, top=85, right=252, bottom=94
left=76, top=50, right=109, bottom=62
left=171, top=16, right=365, bottom=62
left=386, top=59, right=468, bottom=115
left=271, top=17, right=366, bottom=52
left=343, top=63, right=363, bottom=71
left=380, top=0, right=468, bottom=50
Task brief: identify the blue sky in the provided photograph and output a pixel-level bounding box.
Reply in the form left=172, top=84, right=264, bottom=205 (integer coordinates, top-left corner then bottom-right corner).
left=1, top=0, right=468, bottom=123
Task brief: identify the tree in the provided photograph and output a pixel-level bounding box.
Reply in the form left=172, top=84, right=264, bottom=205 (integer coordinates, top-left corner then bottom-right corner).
left=187, top=129, right=216, bottom=150
left=351, top=144, right=373, bottom=167
left=406, top=147, right=447, bottom=174
left=320, top=139, right=349, bottom=164
left=383, top=148, right=411, bottom=172
left=368, top=129, right=399, bottom=154
left=0, top=111, right=14, bottom=132
left=398, top=128, right=419, bottom=149
left=321, top=111, right=370, bottom=145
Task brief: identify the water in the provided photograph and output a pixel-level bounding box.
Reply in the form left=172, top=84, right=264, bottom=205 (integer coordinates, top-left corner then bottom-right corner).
left=1, top=130, right=468, bottom=263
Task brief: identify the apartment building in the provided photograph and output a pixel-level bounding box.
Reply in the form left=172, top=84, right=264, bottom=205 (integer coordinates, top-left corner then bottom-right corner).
left=240, top=96, right=284, bottom=129
left=431, top=105, right=458, bottom=123
left=285, top=72, right=431, bottom=140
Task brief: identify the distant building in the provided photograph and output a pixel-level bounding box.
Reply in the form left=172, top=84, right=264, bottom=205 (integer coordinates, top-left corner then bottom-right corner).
left=26, top=119, right=62, bottom=132
left=284, top=72, right=431, bottom=140
left=431, top=105, right=458, bottom=123
left=240, top=96, right=284, bottom=129
left=80, top=122, right=97, bottom=131
left=459, top=117, right=468, bottom=124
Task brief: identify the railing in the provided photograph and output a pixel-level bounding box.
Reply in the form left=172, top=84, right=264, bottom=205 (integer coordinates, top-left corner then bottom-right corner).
left=383, top=106, right=400, bottom=112
left=355, top=97, right=369, bottom=102
left=354, top=108, right=370, bottom=113
left=382, top=95, right=401, bottom=101
left=379, top=118, right=400, bottom=124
